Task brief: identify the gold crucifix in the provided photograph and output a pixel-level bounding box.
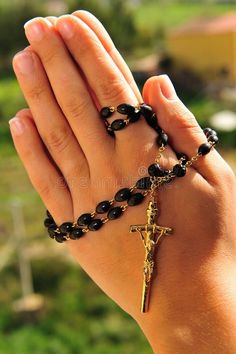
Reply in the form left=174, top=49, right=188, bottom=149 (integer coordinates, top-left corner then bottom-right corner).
left=130, top=200, right=172, bottom=313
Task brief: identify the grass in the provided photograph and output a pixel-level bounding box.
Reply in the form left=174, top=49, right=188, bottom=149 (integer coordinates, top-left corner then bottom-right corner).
left=0, top=258, right=152, bottom=354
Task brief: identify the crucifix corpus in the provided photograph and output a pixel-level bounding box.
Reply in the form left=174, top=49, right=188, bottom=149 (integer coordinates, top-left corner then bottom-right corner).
left=130, top=200, right=172, bottom=313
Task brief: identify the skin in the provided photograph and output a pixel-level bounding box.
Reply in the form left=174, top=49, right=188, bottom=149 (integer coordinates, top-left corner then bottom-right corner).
left=9, top=11, right=236, bottom=353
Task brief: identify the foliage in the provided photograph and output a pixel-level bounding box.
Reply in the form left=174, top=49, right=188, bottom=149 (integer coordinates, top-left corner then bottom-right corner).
left=0, top=259, right=151, bottom=354
left=0, top=78, right=26, bottom=144
left=66, top=0, right=138, bottom=53
left=0, top=1, right=47, bottom=75
left=0, top=0, right=139, bottom=75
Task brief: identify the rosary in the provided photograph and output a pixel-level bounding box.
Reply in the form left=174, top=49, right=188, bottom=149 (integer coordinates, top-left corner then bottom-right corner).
left=43, top=102, right=219, bottom=313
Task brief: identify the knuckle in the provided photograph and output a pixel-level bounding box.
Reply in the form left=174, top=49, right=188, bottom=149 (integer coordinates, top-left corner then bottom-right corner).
left=168, top=103, right=205, bottom=138
left=45, top=127, right=72, bottom=154
left=26, top=85, right=46, bottom=101
left=182, top=110, right=196, bottom=126
left=98, top=78, right=126, bottom=102
left=42, top=50, right=57, bottom=67
left=169, top=103, right=197, bottom=128
left=178, top=110, right=196, bottom=128
left=64, top=97, right=91, bottom=121
left=35, top=179, right=52, bottom=200
left=80, top=128, right=99, bottom=143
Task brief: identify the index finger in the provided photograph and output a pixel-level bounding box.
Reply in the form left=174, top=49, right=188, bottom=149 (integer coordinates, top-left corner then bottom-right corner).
left=72, top=10, right=142, bottom=103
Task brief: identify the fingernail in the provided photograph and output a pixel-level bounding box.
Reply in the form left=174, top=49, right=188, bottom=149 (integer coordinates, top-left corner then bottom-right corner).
left=9, top=118, right=25, bottom=136
left=57, top=18, right=75, bottom=39
left=24, top=18, right=45, bottom=42
left=13, top=51, right=34, bottom=75
left=159, top=75, right=177, bottom=100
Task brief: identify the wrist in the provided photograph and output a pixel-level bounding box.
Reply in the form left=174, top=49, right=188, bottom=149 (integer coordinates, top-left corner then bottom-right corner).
left=134, top=267, right=236, bottom=353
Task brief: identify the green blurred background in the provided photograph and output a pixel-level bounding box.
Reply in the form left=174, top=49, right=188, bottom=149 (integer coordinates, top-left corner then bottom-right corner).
left=0, top=1, right=236, bottom=353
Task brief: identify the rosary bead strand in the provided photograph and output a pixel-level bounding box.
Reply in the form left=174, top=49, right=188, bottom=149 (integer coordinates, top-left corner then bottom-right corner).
left=44, top=102, right=219, bottom=243
left=100, top=103, right=161, bottom=134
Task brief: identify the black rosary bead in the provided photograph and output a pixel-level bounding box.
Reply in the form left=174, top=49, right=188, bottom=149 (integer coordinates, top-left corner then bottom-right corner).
left=173, top=164, right=187, bottom=177
left=96, top=200, right=111, bottom=214
left=117, top=103, right=136, bottom=115
left=48, top=224, right=58, bottom=238
left=88, top=219, right=103, bottom=231
left=111, top=119, right=127, bottom=131
left=128, top=110, right=141, bottom=123
left=136, top=177, right=152, bottom=190
left=203, top=128, right=217, bottom=138
left=156, top=132, right=168, bottom=147
left=100, top=107, right=114, bottom=119
left=70, top=228, right=85, bottom=240
left=206, top=130, right=217, bottom=139
left=164, top=169, right=171, bottom=176
left=140, top=103, right=153, bottom=118
left=59, top=222, right=74, bottom=234
left=128, top=193, right=145, bottom=206
left=176, top=152, right=188, bottom=165
left=208, top=134, right=219, bottom=144
left=46, top=210, right=53, bottom=219
left=115, top=188, right=132, bottom=202
left=44, top=217, right=55, bottom=228
left=77, top=213, right=93, bottom=226
left=148, top=163, right=165, bottom=177
left=210, top=130, right=217, bottom=136
left=155, top=126, right=163, bottom=134
left=107, top=129, right=115, bottom=137
left=107, top=206, right=123, bottom=220
left=198, top=143, right=212, bottom=156
left=55, top=233, right=67, bottom=243
left=145, top=113, right=158, bottom=129
left=203, top=127, right=212, bottom=135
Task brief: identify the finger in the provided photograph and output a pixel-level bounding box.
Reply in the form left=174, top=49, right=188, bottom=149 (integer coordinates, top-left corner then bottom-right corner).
left=12, top=49, right=89, bottom=195
left=9, top=109, right=73, bottom=225
left=72, top=10, right=142, bottom=102
left=24, top=17, right=113, bottom=163
left=143, top=75, right=229, bottom=182
left=56, top=15, right=152, bottom=144
left=47, top=16, right=57, bottom=25
left=47, top=15, right=102, bottom=113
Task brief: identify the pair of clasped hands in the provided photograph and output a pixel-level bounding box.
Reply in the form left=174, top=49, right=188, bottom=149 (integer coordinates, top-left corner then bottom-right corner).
left=10, top=11, right=236, bottom=353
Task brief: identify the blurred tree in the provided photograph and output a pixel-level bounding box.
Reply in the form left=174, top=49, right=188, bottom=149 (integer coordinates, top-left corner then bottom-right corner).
left=65, top=0, right=138, bottom=53
left=0, top=0, right=46, bottom=76
left=0, top=0, right=139, bottom=75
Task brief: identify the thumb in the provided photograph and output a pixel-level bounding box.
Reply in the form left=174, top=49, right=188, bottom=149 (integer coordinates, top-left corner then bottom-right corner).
left=143, top=75, right=226, bottom=181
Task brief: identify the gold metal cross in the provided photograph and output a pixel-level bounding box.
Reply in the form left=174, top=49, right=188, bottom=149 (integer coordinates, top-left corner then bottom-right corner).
left=130, top=200, right=172, bottom=313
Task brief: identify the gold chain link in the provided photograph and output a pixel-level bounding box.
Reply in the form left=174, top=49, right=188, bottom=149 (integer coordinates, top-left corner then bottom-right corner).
left=121, top=204, right=128, bottom=211
left=155, top=144, right=166, bottom=165
left=101, top=217, right=109, bottom=224
left=185, top=153, right=201, bottom=167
